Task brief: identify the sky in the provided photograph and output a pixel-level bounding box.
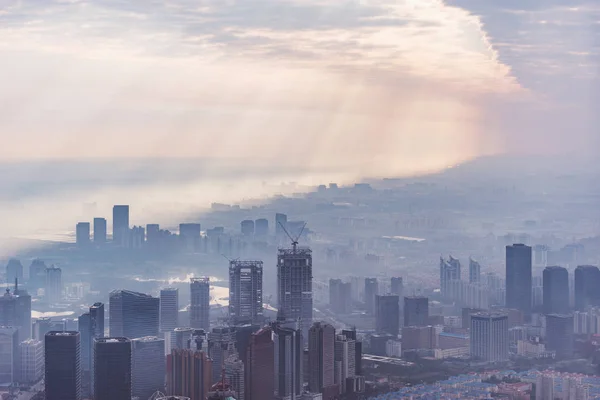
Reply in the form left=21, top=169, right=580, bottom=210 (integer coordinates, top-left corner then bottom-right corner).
left=0, top=0, right=598, bottom=247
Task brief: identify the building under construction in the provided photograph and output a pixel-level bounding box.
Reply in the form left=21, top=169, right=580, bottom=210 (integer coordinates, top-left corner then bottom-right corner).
left=277, top=245, right=313, bottom=337
left=228, top=260, right=263, bottom=325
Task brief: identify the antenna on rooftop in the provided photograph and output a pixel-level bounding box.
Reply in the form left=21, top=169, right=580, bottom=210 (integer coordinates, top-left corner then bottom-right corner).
left=278, top=221, right=306, bottom=252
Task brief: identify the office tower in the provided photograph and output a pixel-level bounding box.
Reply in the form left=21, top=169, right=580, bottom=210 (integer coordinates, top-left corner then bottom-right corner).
left=245, top=327, right=274, bottom=400
left=575, top=265, right=600, bottom=311
left=76, top=222, right=90, bottom=247
left=94, top=337, right=132, bottom=400
left=33, top=318, right=52, bottom=341
left=112, top=204, right=130, bottom=245
left=469, top=258, right=481, bottom=284
left=172, top=327, right=206, bottom=352
left=241, top=220, right=255, bottom=236
left=364, top=278, right=378, bottom=315
left=0, top=281, right=32, bottom=343
left=543, top=266, right=569, bottom=315
left=234, top=324, right=259, bottom=367
left=308, top=322, right=335, bottom=394
left=93, top=217, right=107, bottom=244
left=28, top=259, right=47, bottom=291
left=273, top=324, right=303, bottom=400
left=20, top=339, right=43, bottom=384
left=229, top=261, right=263, bottom=325
left=375, top=295, right=400, bottom=336
left=132, top=336, right=166, bottom=400
left=329, top=279, right=351, bottom=314
left=190, top=277, right=210, bottom=330
left=277, top=243, right=313, bottom=336
left=470, top=313, right=509, bottom=362
left=390, top=277, right=403, bottom=297
left=109, top=290, right=159, bottom=339
left=254, top=218, right=269, bottom=237
left=546, top=314, right=574, bottom=359
left=0, top=326, right=18, bottom=385
left=78, top=313, right=91, bottom=374
left=6, top=259, right=23, bottom=283
left=224, top=355, right=245, bottom=400
left=403, top=296, right=429, bottom=327
left=45, top=331, right=81, bottom=400
left=161, top=288, right=180, bottom=333
left=275, top=213, right=288, bottom=237
left=179, top=223, right=201, bottom=251
left=90, top=302, right=104, bottom=339
left=506, top=244, right=533, bottom=320
left=334, top=334, right=356, bottom=395
left=341, top=329, right=362, bottom=376
left=208, top=327, right=237, bottom=384
left=45, top=266, right=62, bottom=303
left=167, top=349, right=213, bottom=400
left=440, top=256, right=461, bottom=300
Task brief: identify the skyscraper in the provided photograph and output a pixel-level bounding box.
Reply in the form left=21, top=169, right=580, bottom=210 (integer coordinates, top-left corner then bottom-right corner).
left=277, top=244, right=313, bottom=336
left=45, top=266, right=62, bottom=304
left=275, top=213, right=288, bottom=238
left=109, top=290, right=159, bottom=339
left=0, top=326, right=19, bottom=385
left=241, top=220, right=255, bottom=236
left=160, top=288, right=179, bottom=333
left=546, top=314, right=574, bottom=359
left=179, top=223, right=201, bottom=251
left=190, top=278, right=210, bottom=330
left=224, top=355, right=245, bottom=400
left=543, top=266, right=569, bottom=315
left=329, top=279, right=351, bottom=314
left=334, top=334, right=356, bottom=395
left=20, top=339, right=43, bottom=384
left=440, top=256, right=461, bottom=300
left=506, top=244, right=533, bottom=320
left=28, top=259, right=47, bottom=291
left=574, top=265, right=600, bottom=311
left=132, top=336, right=165, bottom=400
left=470, top=313, right=509, bottom=362
left=45, top=331, right=82, bottom=400
left=245, top=327, right=274, bottom=400
left=308, top=322, right=335, bottom=394
left=93, top=217, right=107, bottom=244
left=208, top=327, right=237, bottom=384
left=76, top=222, right=90, bottom=247
left=341, top=329, right=362, bottom=376
left=6, top=259, right=23, bottom=283
left=167, top=349, right=213, bottom=400
left=375, top=295, right=400, bottom=337
left=94, top=337, right=132, bottom=400
left=0, top=281, right=32, bottom=343
left=403, top=296, right=429, bottom=327
left=364, top=278, right=378, bottom=315
left=89, top=302, right=105, bottom=340
left=78, top=313, right=91, bottom=374
left=390, top=277, right=403, bottom=297
left=229, top=261, right=263, bottom=325
left=469, top=258, right=481, bottom=284
left=254, top=218, right=269, bottom=237
left=112, top=205, right=130, bottom=245
left=273, top=324, right=303, bottom=400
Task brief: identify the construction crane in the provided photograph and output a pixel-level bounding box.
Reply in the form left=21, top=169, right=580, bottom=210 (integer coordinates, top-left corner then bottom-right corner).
left=278, top=221, right=307, bottom=252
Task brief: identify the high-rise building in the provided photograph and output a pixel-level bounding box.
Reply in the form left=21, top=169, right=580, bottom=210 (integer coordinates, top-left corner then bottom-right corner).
left=241, top=220, right=255, bottom=236
left=160, top=288, right=179, bottom=333
left=440, top=256, right=461, bottom=300
left=132, top=336, right=165, bottom=400
left=245, top=327, right=274, bottom=400
left=275, top=213, right=288, bottom=238
left=390, top=277, right=403, bottom=297
left=546, top=314, right=574, bottom=359
left=45, top=331, right=81, bottom=400
left=167, top=349, right=213, bottom=400
left=20, top=339, right=43, bottom=384
left=469, top=258, right=481, bottom=284
left=506, top=244, right=533, bottom=320
left=94, top=337, right=132, bottom=400
left=375, top=295, right=400, bottom=337
left=109, top=290, right=159, bottom=339
left=0, top=281, right=32, bottom=343
left=224, top=355, right=245, bottom=400
left=229, top=261, right=263, bottom=325
left=179, top=223, right=201, bottom=251
left=403, top=296, right=429, bottom=327
left=93, top=217, right=107, bottom=244
left=329, top=279, right=351, bottom=314
left=470, top=313, right=509, bottom=362
left=208, top=327, right=237, bottom=384
left=90, top=302, right=105, bottom=339
left=254, top=218, right=269, bottom=237
left=574, top=265, right=600, bottom=311
left=308, top=322, right=335, bottom=394
left=6, top=259, right=23, bottom=283
left=112, top=205, right=130, bottom=245
left=543, top=266, right=569, bottom=315
left=364, top=278, right=378, bottom=315
left=0, top=326, right=19, bottom=385
left=341, top=329, right=362, bottom=376
left=172, top=327, right=207, bottom=352
left=76, top=222, right=90, bottom=247
left=277, top=244, right=313, bottom=336
left=234, top=324, right=259, bottom=367
left=33, top=318, right=53, bottom=341
left=45, top=266, right=62, bottom=304
left=334, top=334, right=356, bottom=395
left=28, top=259, right=47, bottom=291
left=190, top=278, right=210, bottom=330
left=273, top=323, right=303, bottom=400
left=78, top=313, right=91, bottom=374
